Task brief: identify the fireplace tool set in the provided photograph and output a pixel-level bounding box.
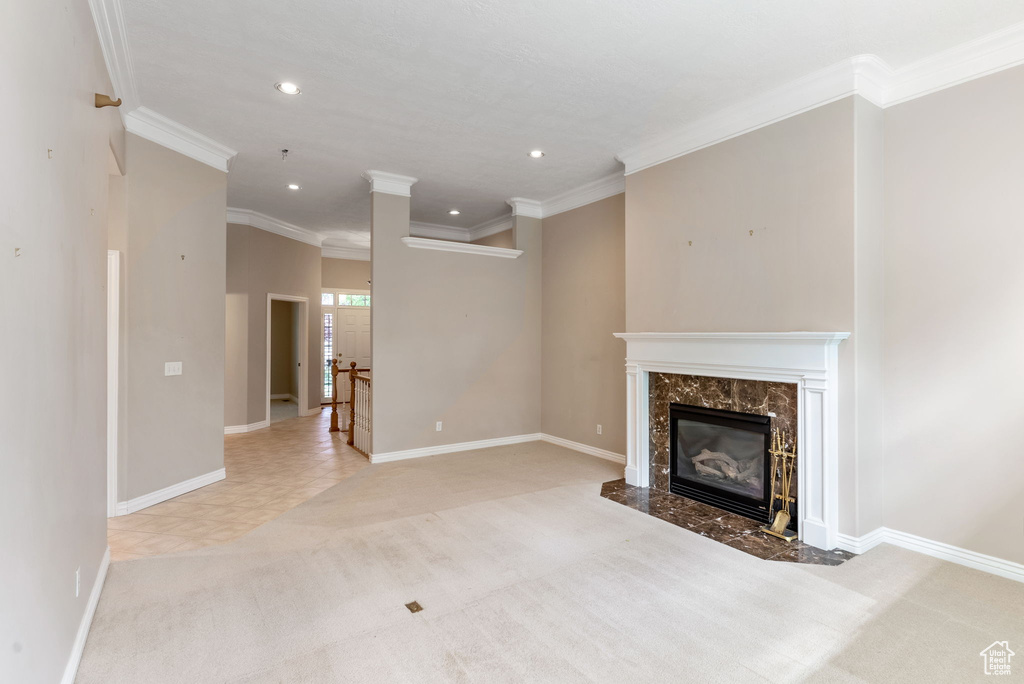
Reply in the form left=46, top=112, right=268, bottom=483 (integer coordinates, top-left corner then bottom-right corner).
left=761, top=428, right=798, bottom=541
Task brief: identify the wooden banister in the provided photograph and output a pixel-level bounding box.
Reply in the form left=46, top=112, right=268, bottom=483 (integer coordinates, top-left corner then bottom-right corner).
left=347, top=362, right=357, bottom=445
left=329, top=359, right=341, bottom=432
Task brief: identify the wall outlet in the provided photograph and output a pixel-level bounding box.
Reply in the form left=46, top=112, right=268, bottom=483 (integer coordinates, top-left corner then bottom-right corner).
left=75, top=567, right=80, bottom=598
left=164, top=361, right=182, bottom=376
left=435, top=421, right=443, bottom=432
left=596, top=424, right=603, bottom=435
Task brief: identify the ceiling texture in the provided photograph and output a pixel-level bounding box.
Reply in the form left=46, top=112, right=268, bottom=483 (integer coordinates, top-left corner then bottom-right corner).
left=113, top=0, right=1024, bottom=248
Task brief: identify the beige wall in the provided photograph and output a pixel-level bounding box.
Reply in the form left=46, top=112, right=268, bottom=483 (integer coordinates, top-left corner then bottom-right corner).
left=225, top=224, right=250, bottom=426
left=625, top=98, right=857, bottom=334
left=0, top=1, right=115, bottom=679
left=883, top=65, right=1024, bottom=564
left=541, top=194, right=627, bottom=455
left=123, top=134, right=227, bottom=499
left=225, top=224, right=322, bottom=426
left=371, top=194, right=542, bottom=454
left=322, top=257, right=371, bottom=290
left=625, top=98, right=885, bottom=537
left=270, top=300, right=298, bottom=396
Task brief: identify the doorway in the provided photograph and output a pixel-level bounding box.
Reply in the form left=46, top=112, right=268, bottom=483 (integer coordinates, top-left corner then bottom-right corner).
left=266, top=294, right=309, bottom=424
left=321, top=289, right=371, bottom=403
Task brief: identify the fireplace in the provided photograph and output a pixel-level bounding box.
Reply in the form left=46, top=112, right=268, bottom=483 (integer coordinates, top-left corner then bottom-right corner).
left=670, top=403, right=776, bottom=523
left=615, top=332, right=849, bottom=550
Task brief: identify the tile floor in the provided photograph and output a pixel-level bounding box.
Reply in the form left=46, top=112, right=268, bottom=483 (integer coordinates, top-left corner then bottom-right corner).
left=108, top=405, right=368, bottom=562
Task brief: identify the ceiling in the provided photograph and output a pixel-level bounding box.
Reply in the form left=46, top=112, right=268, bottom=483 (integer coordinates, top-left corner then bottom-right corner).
left=121, top=0, right=1024, bottom=247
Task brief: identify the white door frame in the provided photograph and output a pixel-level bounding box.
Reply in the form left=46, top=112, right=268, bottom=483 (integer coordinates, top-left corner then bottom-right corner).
left=320, top=288, right=372, bottom=402
left=266, top=294, right=309, bottom=424
left=107, top=250, right=120, bottom=517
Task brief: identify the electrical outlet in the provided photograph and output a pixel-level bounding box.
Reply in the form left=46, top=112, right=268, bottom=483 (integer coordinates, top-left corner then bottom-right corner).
left=164, top=361, right=182, bottom=376
left=596, top=424, right=603, bottom=435
left=75, top=567, right=80, bottom=598
left=435, top=421, right=443, bottom=432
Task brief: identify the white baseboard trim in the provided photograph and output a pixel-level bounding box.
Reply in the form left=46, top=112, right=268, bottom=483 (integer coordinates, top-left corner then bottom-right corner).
left=371, top=433, right=542, bottom=464
left=836, top=527, right=888, bottom=555
left=114, top=468, right=226, bottom=515
left=538, top=433, right=626, bottom=464
left=61, top=546, right=110, bottom=684
left=270, top=393, right=290, bottom=400
left=370, top=433, right=627, bottom=466
left=224, top=420, right=269, bottom=435
left=837, top=527, right=1024, bottom=583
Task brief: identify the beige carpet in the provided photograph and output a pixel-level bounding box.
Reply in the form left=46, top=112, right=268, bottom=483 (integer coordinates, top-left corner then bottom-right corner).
left=78, top=442, right=1024, bottom=683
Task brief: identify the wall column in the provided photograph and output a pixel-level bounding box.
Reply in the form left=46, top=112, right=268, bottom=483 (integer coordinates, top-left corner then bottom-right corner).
left=365, top=170, right=418, bottom=456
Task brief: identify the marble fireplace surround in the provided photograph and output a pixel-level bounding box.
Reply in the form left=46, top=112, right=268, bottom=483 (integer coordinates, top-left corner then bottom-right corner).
left=613, top=332, right=849, bottom=551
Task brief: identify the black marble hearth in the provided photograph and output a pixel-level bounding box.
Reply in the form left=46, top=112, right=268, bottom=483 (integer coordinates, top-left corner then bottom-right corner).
left=600, top=479, right=854, bottom=566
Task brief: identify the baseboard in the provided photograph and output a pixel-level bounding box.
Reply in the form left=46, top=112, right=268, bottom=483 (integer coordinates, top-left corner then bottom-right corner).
left=837, top=527, right=1024, bottom=583
left=538, top=433, right=626, bottom=464
left=61, top=546, right=110, bottom=684
left=370, top=433, right=543, bottom=464
left=836, top=527, right=888, bottom=555
left=224, top=419, right=269, bottom=435
left=270, top=393, right=290, bottom=400
left=370, top=433, right=627, bottom=466
left=116, top=468, right=226, bottom=515
left=301, top=406, right=322, bottom=417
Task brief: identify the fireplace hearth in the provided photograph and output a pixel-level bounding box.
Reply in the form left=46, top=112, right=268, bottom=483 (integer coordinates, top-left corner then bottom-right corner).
left=670, top=403, right=779, bottom=523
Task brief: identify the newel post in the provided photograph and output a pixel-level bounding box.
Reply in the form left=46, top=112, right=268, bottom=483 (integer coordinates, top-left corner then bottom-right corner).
left=329, top=359, right=340, bottom=432
left=347, top=361, right=357, bottom=445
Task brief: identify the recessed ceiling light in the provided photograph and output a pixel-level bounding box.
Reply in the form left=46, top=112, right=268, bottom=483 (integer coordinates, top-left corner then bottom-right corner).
left=275, top=82, right=301, bottom=95
left=528, top=150, right=545, bottom=158
left=287, top=183, right=301, bottom=190
left=448, top=209, right=461, bottom=215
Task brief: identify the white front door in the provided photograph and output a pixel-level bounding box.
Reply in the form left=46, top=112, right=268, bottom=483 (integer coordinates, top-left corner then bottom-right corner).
left=339, top=307, right=372, bottom=369
left=321, top=290, right=371, bottom=403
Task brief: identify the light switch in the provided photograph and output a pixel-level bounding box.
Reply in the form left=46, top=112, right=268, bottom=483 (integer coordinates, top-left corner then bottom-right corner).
left=164, top=361, right=182, bottom=376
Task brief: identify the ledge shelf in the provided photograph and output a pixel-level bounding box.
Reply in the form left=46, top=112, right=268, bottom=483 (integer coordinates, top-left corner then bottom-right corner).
left=400, top=236, right=522, bottom=259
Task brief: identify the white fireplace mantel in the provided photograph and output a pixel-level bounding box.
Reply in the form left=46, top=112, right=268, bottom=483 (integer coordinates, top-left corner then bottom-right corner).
left=613, top=332, right=850, bottom=550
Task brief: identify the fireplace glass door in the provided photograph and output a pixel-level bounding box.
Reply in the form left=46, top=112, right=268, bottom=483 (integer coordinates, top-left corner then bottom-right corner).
left=669, top=403, right=773, bottom=523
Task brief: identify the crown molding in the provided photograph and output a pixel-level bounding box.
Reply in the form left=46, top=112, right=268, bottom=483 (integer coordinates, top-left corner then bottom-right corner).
left=126, top=107, right=238, bottom=172
left=506, top=197, right=543, bottom=219
left=617, top=22, right=1024, bottom=175
left=616, top=57, right=870, bottom=174
left=541, top=172, right=625, bottom=218
left=493, top=173, right=626, bottom=223
left=87, top=0, right=140, bottom=118
left=227, top=208, right=323, bottom=247
left=469, top=215, right=514, bottom=241
left=410, top=221, right=471, bottom=242
left=881, top=19, right=1024, bottom=106
left=322, top=245, right=371, bottom=261
left=89, top=0, right=239, bottom=173
left=362, top=170, right=419, bottom=196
